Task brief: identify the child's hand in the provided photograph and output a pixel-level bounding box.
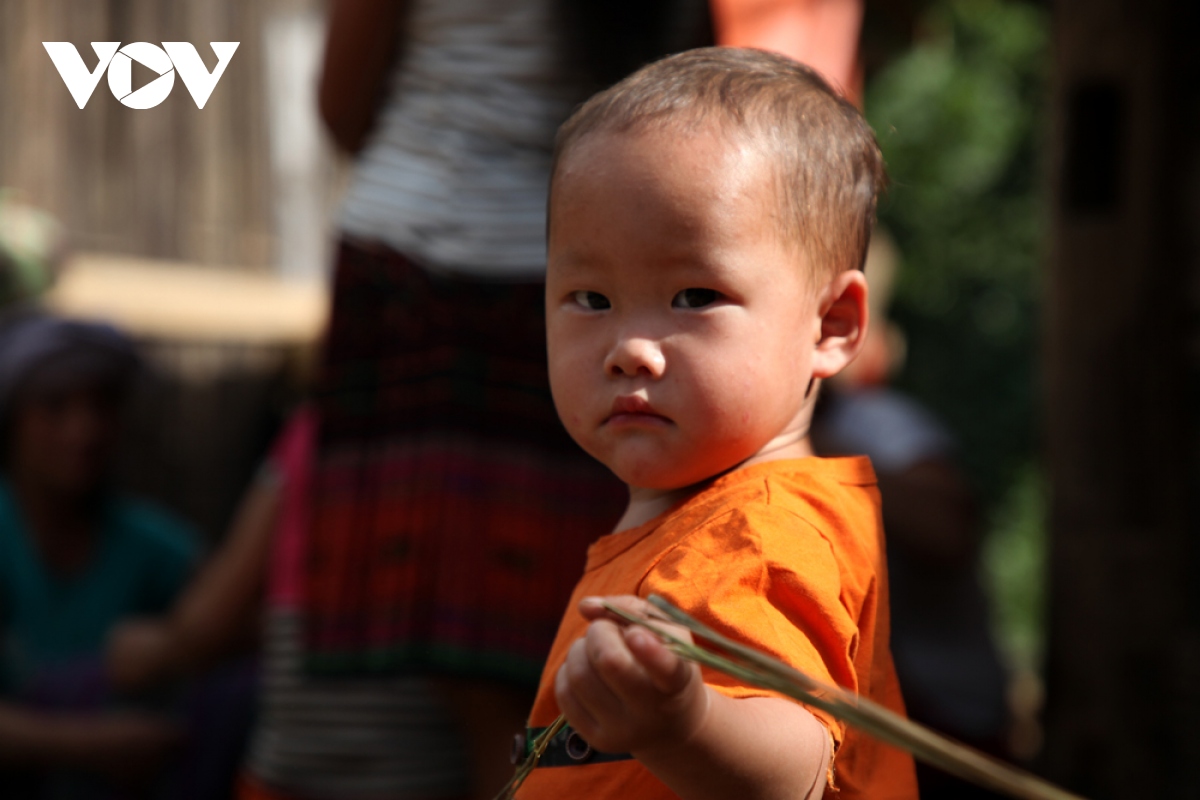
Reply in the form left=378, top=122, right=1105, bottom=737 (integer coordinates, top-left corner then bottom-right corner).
left=554, top=595, right=710, bottom=757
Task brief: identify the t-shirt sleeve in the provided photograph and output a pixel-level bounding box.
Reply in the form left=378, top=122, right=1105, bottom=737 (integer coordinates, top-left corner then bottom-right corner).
left=638, top=502, right=862, bottom=747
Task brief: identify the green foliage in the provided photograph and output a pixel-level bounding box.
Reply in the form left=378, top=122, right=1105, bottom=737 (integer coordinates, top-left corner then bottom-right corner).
left=984, top=461, right=1047, bottom=669
left=866, top=0, right=1049, bottom=507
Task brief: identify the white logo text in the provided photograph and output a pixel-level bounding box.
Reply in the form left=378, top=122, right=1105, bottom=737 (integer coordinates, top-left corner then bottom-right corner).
left=42, top=42, right=239, bottom=109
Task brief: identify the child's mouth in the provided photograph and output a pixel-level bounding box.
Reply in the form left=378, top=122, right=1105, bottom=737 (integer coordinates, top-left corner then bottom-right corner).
left=605, top=395, right=671, bottom=427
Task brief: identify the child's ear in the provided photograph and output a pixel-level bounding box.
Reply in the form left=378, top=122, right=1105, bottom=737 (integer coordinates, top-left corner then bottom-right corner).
left=811, top=270, right=869, bottom=380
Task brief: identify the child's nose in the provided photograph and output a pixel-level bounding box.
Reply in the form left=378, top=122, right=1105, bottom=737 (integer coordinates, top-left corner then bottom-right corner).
left=605, top=337, right=666, bottom=379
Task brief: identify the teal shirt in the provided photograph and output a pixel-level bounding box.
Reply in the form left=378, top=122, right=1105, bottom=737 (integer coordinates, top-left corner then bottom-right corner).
left=0, top=479, right=200, bottom=694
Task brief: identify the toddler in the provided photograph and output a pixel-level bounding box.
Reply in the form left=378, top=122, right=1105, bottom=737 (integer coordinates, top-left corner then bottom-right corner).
left=517, top=47, right=918, bottom=800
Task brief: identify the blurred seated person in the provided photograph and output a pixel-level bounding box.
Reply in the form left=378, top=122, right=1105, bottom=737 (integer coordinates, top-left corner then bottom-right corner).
left=107, top=408, right=468, bottom=800
left=811, top=233, right=1011, bottom=799
left=0, top=313, right=200, bottom=798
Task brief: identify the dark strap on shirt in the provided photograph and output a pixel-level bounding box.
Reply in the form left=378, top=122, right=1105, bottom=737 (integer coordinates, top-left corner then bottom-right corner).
left=515, top=725, right=634, bottom=768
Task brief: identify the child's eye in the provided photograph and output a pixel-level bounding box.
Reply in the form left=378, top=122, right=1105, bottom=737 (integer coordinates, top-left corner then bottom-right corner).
left=672, top=288, right=720, bottom=309
left=572, top=290, right=611, bottom=310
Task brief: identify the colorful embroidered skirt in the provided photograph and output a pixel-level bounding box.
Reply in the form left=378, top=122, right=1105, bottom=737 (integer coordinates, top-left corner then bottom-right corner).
left=303, top=238, right=626, bottom=685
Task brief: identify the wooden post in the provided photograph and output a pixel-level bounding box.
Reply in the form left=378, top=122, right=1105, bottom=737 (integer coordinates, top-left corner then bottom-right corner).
left=1041, top=1, right=1200, bottom=796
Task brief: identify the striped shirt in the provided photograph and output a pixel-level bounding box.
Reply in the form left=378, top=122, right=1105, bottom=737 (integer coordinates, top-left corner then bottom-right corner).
left=338, top=0, right=585, bottom=278
left=246, top=609, right=468, bottom=797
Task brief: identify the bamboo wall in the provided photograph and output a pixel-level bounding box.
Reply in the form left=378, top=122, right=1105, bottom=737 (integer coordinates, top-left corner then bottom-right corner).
left=0, top=0, right=338, bottom=273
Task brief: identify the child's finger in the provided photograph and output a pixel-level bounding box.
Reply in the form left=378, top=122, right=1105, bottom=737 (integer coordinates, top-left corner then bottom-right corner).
left=566, top=631, right=625, bottom=712
left=623, top=624, right=694, bottom=695
left=583, top=618, right=645, bottom=686
left=579, top=594, right=658, bottom=622
left=580, top=596, right=696, bottom=646
left=555, top=655, right=601, bottom=736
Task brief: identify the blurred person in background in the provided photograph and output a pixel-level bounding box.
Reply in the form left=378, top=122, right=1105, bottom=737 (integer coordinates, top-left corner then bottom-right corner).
left=710, top=0, right=865, bottom=102
left=812, top=233, right=1011, bottom=799
left=0, top=313, right=200, bottom=799
left=239, top=2, right=717, bottom=799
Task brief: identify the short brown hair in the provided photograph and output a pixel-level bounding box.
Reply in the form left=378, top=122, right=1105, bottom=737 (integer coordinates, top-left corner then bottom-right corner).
left=551, top=47, right=886, bottom=278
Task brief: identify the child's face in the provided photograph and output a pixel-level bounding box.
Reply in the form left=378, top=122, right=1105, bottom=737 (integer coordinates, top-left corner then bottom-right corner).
left=547, top=128, right=835, bottom=491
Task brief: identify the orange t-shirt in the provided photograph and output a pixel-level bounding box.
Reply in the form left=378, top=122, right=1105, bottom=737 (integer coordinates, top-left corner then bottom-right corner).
left=516, top=457, right=917, bottom=800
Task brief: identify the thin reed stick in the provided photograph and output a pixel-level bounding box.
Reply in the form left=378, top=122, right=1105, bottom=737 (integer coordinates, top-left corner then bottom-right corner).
left=494, top=715, right=568, bottom=800
left=615, top=595, right=1085, bottom=800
